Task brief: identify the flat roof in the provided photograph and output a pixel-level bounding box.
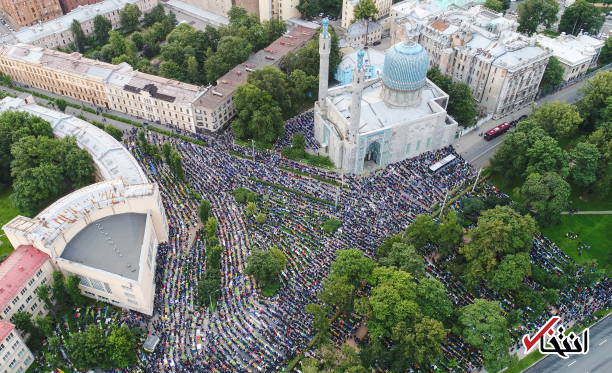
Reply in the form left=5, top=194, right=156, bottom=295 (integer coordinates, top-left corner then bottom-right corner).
left=535, top=33, right=604, bottom=65
left=61, top=213, right=147, bottom=280
left=0, top=245, right=50, bottom=310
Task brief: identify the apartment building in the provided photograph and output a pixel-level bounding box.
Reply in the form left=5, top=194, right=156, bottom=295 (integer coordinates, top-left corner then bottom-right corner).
left=59, top=0, right=104, bottom=13
left=9, top=0, right=158, bottom=49
left=177, top=0, right=300, bottom=22
left=0, top=321, right=34, bottom=373
left=0, top=245, right=54, bottom=324
left=535, top=32, right=604, bottom=82
left=341, top=0, right=392, bottom=30
left=0, top=0, right=63, bottom=29
left=194, top=25, right=316, bottom=132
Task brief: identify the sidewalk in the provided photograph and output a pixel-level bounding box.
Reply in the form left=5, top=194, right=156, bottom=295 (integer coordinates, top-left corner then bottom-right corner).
left=561, top=211, right=612, bottom=215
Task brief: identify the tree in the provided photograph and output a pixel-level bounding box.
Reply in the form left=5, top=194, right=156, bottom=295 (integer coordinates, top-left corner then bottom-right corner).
left=11, top=163, right=64, bottom=216
left=329, top=249, right=376, bottom=288
left=11, top=312, right=36, bottom=334
left=318, top=274, right=356, bottom=315
left=35, top=284, right=52, bottom=311
left=93, top=15, right=112, bottom=46
left=569, top=142, right=600, bottom=188
left=159, top=60, right=182, bottom=80
left=54, top=98, right=68, bottom=112
left=394, top=316, right=448, bottom=366
left=525, top=135, right=569, bottom=177
left=248, top=66, right=293, bottom=118
left=353, top=0, right=378, bottom=21
left=306, top=303, right=331, bottom=344
left=491, top=252, right=532, bottom=292
left=460, top=206, right=537, bottom=287
left=186, top=55, right=200, bottom=84
left=120, top=4, right=142, bottom=33
left=255, top=212, right=267, bottom=224
left=297, top=0, right=319, bottom=18
left=539, top=56, right=564, bottom=92
left=448, top=82, right=478, bottom=127
left=204, top=217, right=218, bottom=239
left=376, top=234, right=403, bottom=258
left=484, top=0, right=504, bottom=13
left=51, top=271, right=69, bottom=307
left=65, top=275, right=85, bottom=306
left=521, top=172, right=570, bottom=225
left=198, top=200, right=212, bottom=223
left=245, top=248, right=287, bottom=289
left=459, top=299, right=512, bottom=372
left=107, top=326, right=137, bottom=368
left=217, top=36, right=252, bottom=66
left=71, top=20, right=86, bottom=53
left=379, top=242, right=425, bottom=279
left=205, top=54, right=230, bottom=83
left=66, top=325, right=109, bottom=370
left=437, top=211, right=463, bottom=256
left=600, top=37, right=612, bottom=65
left=517, top=0, right=559, bottom=35
left=281, top=24, right=341, bottom=77
left=531, top=101, right=582, bottom=140
left=577, top=71, right=612, bottom=131
left=231, top=84, right=284, bottom=145
left=558, top=0, right=605, bottom=36
left=289, top=69, right=318, bottom=104
left=461, top=196, right=486, bottom=217
left=416, top=277, right=453, bottom=323
left=35, top=315, right=54, bottom=337
left=142, top=4, right=166, bottom=27
left=404, top=214, right=437, bottom=249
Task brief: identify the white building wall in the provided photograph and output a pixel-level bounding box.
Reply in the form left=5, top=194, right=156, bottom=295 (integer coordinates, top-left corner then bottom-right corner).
left=0, top=328, right=34, bottom=373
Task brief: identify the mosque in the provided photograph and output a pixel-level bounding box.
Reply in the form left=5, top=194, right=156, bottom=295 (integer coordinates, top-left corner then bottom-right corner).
left=314, top=19, right=458, bottom=174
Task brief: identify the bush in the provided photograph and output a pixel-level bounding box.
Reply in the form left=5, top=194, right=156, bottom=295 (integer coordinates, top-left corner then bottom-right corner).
left=101, top=113, right=142, bottom=127
left=322, top=218, right=341, bottom=233
left=81, top=106, right=97, bottom=114
left=233, top=187, right=258, bottom=203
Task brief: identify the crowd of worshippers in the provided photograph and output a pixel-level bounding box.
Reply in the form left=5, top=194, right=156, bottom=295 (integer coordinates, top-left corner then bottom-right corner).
left=115, top=112, right=609, bottom=372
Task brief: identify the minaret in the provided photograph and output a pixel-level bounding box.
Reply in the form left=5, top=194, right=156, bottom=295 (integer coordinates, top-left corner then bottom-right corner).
left=318, top=18, right=331, bottom=109
left=349, top=50, right=366, bottom=143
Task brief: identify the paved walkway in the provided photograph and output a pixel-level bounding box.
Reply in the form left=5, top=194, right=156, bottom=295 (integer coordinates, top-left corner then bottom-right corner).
left=561, top=211, right=612, bottom=215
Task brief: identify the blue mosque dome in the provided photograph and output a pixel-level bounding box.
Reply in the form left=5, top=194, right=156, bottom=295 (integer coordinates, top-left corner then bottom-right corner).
left=382, top=41, right=429, bottom=92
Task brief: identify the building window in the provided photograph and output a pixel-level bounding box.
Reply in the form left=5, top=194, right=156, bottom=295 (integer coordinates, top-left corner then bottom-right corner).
left=426, top=137, right=432, bottom=148
left=405, top=143, right=411, bottom=155
left=416, top=140, right=421, bottom=151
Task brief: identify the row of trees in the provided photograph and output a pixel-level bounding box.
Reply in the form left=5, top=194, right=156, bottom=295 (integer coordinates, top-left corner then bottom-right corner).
left=0, top=111, right=95, bottom=215
left=137, top=131, right=185, bottom=179
left=490, top=71, right=611, bottom=225
left=517, top=0, right=604, bottom=36
left=197, top=214, right=223, bottom=308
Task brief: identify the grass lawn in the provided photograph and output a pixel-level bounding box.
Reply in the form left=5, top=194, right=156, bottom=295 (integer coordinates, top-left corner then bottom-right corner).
left=569, top=188, right=612, bottom=211
left=541, top=214, right=611, bottom=271
left=0, top=187, right=20, bottom=258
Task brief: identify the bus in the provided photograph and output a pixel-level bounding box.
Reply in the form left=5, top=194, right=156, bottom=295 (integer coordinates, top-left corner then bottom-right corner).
left=429, top=154, right=457, bottom=174
left=484, top=122, right=512, bottom=140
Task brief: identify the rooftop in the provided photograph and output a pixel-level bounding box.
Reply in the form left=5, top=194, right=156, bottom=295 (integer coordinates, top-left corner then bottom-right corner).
left=535, top=33, right=605, bottom=66
left=338, top=48, right=386, bottom=71
left=347, top=20, right=382, bottom=38
left=0, top=321, right=15, bottom=342
left=165, top=0, right=229, bottom=26
left=12, top=0, right=143, bottom=44
left=115, top=71, right=205, bottom=105
left=392, top=0, right=482, bottom=19
left=328, top=78, right=447, bottom=133
left=3, top=180, right=156, bottom=249
left=0, top=245, right=50, bottom=310
left=61, top=213, right=147, bottom=280
left=0, top=96, right=148, bottom=185
left=195, top=26, right=316, bottom=109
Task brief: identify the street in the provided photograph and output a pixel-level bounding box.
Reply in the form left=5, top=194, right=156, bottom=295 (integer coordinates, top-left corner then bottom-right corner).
left=526, top=315, right=612, bottom=373
left=454, top=78, right=588, bottom=169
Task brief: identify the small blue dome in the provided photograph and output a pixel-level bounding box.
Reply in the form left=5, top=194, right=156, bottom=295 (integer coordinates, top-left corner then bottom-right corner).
left=382, top=42, right=429, bottom=91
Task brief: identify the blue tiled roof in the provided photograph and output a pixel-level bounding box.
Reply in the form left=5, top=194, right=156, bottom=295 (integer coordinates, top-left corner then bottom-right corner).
left=382, top=42, right=429, bottom=91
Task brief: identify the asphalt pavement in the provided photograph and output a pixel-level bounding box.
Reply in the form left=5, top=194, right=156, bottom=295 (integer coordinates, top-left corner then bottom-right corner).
left=526, top=315, right=612, bottom=373
left=454, top=78, right=588, bottom=169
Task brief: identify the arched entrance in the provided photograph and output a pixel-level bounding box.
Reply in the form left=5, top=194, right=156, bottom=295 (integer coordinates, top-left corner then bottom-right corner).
left=364, top=141, right=381, bottom=169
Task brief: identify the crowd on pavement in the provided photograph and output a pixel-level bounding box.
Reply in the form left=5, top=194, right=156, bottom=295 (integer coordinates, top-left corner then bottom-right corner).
left=117, top=112, right=609, bottom=372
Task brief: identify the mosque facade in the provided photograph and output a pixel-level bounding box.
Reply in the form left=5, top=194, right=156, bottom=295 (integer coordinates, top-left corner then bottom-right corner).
left=314, top=19, right=458, bottom=174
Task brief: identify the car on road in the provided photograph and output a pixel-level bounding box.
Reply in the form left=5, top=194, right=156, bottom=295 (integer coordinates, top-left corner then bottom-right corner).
left=484, top=122, right=512, bottom=140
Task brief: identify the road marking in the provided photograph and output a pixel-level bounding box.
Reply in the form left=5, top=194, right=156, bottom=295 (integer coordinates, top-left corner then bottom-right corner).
left=568, top=361, right=576, bottom=367
left=599, top=339, right=607, bottom=346
left=467, top=140, right=504, bottom=163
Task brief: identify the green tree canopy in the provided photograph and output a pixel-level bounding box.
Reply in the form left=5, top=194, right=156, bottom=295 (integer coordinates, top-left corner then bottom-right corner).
left=577, top=71, right=612, bottom=132
left=569, top=141, right=601, bottom=189
left=93, top=15, right=112, bottom=46
left=248, top=66, right=293, bottom=118
left=427, top=67, right=478, bottom=127
left=379, top=242, right=425, bottom=279
left=415, top=277, right=453, bottom=323
left=599, top=37, right=612, bottom=65
left=245, top=247, right=287, bottom=289
left=404, top=214, right=437, bottom=248
left=71, top=20, right=86, bottom=52
left=491, top=252, right=532, bottom=292
left=531, top=101, right=582, bottom=140
left=329, top=249, right=376, bottom=287
left=120, top=4, right=142, bottom=33
left=558, top=0, right=605, bottom=36
left=353, top=0, right=378, bottom=21
left=437, top=211, right=463, bottom=256
left=517, top=0, right=559, bottom=35
left=520, top=171, right=570, bottom=225
left=198, top=200, right=212, bottom=223
left=539, top=56, right=565, bottom=92
left=231, top=83, right=284, bottom=145
left=484, top=0, right=504, bottom=13
left=459, top=299, right=512, bottom=372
